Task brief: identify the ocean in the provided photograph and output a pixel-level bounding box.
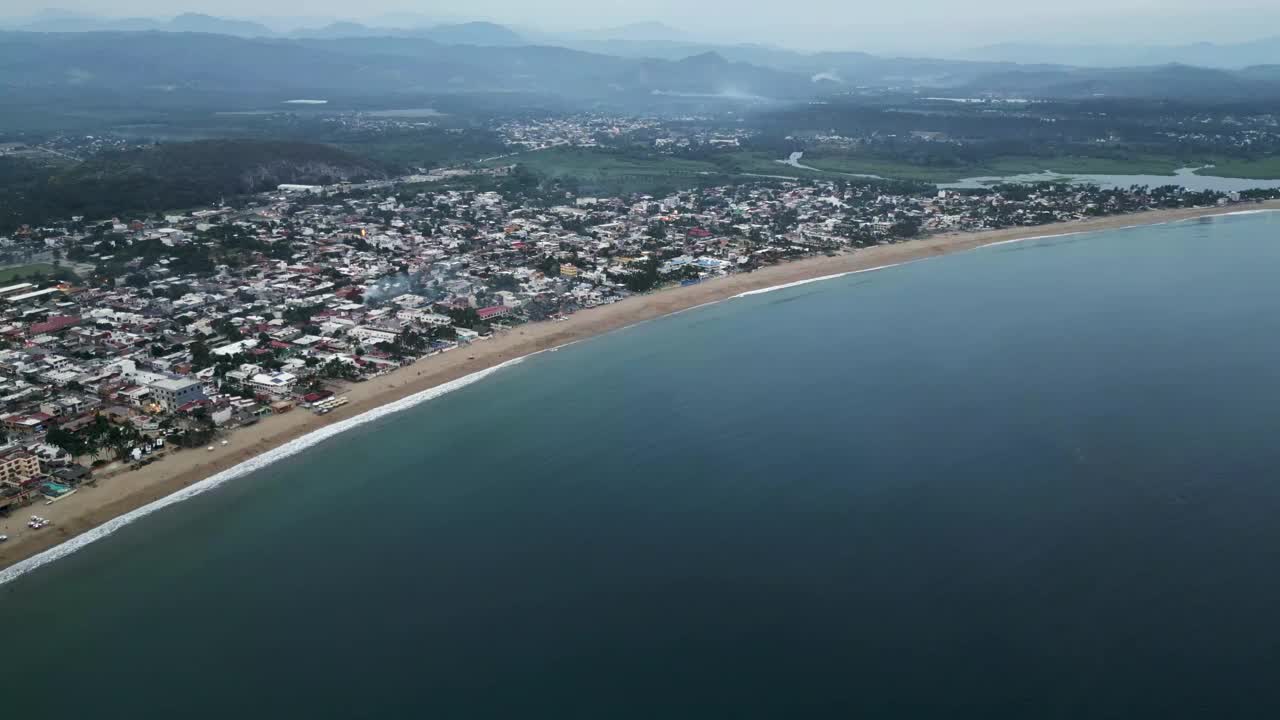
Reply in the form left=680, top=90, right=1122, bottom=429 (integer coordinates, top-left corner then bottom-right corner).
left=4, top=212, right=1280, bottom=717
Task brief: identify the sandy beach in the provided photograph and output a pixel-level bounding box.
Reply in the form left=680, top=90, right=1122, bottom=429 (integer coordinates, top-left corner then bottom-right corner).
left=2, top=200, right=1277, bottom=573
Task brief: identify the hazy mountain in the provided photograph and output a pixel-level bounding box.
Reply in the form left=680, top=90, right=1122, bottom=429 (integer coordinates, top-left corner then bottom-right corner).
left=8, top=11, right=274, bottom=36
left=13, top=13, right=162, bottom=32
left=964, top=37, right=1280, bottom=70
left=0, top=31, right=815, bottom=100
left=411, top=21, right=524, bottom=46
left=2, top=29, right=1277, bottom=104
left=165, top=13, right=274, bottom=37
left=291, top=21, right=383, bottom=39
left=291, top=20, right=524, bottom=45
left=619, top=51, right=811, bottom=99
left=524, top=35, right=1051, bottom=89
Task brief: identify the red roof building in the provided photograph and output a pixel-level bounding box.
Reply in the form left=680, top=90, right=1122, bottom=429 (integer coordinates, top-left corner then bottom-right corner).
left=27, top=315, right=81, bottom=336
left=477, top=306, right=512, bottom=321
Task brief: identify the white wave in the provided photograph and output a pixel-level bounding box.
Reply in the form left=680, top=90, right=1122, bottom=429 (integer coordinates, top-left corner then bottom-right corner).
left=666, top=299, right=726, bottom=317
left=976, top=209, right=1279, bottom=248
left=731, top=264, right=904, bottom=299
left=1213, top=208, right=1280, bottom=218
left=0, top=355, right=531, bottom=588
left=977, top=230, right=1088, bottom=249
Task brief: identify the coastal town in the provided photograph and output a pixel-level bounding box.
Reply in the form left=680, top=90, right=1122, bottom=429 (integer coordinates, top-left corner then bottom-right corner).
left=1, top=142, right=1277, bottom=546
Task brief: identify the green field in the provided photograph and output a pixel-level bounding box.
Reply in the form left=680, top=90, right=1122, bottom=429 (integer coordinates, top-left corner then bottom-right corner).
left=1197, top=157, right=1280, bottom=180
left=0, top=263, right=78, bottom=283
left=490, top=147, right=830, bottom=194
left=801, top=153, right=1190, bottom=183
left=489, top=145, right=1280, bottom=192
left=490, top=147, right=726, bottom=194
left=500, top=146, right=717, bottom=175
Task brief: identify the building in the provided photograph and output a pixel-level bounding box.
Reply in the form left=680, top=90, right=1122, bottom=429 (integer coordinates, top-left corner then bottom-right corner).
left=28, top=315, right=81, bottom=337
left=419, top=313, right=453, bottom=327
left=0, top=448, right=41, bottom=486
left=148, top=377, right=206, bottom=413
left=5, top=287, right=61, bottom=304
left=477, top=306, right=512, bottom=321
left=349, top=326, right=399, bottom=345
left=250, top=371, right=297, bottom=398
left=0, top=282, right=35, bottom=298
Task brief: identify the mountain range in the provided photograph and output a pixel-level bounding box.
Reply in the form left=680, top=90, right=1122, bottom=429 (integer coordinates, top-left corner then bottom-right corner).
left=2, top=15, right=1280, bottom=103
left=0, top=11, right=526, bottom=46
left=961, top=37, right=1280, bottom=70
left=6, top=10, right=277, bottom=36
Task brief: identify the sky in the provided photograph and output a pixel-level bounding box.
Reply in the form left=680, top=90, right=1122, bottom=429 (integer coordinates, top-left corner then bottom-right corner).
left=4, top=0, right=1280, bottom=53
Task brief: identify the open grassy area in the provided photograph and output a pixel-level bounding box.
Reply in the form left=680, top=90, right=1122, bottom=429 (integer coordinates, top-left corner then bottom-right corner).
left=0, top=263, right=78, bottom=284
left=1197, top=157, right=1280, bottom=180
left=503, top=146, right=717, bottom=176
left=493, top=146, right=739, bottom=194
left=491, top=147, right=831, bottom=194
left=493, top=145, right=1278, bottom=191
left=802, top=152, right=1190, bottom=183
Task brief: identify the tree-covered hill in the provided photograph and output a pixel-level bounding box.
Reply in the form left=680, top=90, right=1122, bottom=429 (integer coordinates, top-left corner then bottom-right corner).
left=0, top=139, right=391, bottom=231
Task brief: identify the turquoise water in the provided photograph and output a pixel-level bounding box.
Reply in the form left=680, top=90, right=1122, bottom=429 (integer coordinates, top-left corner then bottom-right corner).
left=4, top=212, right=1280, bottom=716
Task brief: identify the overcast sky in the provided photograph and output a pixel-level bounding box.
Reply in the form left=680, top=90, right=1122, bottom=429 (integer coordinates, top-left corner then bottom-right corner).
left=6, top=0, right=1280, bottom=52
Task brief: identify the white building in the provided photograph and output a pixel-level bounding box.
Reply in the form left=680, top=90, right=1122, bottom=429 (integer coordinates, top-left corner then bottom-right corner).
left=148, top=377, right=206, bottom=412
left=250, top=372, right=298, bottom=398
left=348, top=326, right=399, bottom=345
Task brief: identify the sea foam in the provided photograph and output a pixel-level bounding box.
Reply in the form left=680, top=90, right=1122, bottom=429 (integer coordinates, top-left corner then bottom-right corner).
left=731, top=264, right=905, bottom=299
left=1214, top=208, right=1280, bottom=218
left=0, top=355, right=530, bottom=587
left=977, top=230, right=1088, bottom=249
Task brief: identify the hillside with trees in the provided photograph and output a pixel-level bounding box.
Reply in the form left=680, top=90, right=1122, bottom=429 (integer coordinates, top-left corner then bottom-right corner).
left=0, top=139, right=390, bottom=231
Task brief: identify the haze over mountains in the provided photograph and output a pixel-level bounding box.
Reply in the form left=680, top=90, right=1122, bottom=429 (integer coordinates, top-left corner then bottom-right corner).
left=2, top=10, right=1280, bottom=102
left=964, top=37, right=1280, bottom=69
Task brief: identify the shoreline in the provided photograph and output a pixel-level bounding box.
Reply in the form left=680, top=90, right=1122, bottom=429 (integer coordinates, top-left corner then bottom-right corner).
left=3, top=200, right=1278, bottom=580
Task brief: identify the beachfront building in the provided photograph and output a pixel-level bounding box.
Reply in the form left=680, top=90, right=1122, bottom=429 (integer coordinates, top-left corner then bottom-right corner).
left=249, top=371, right=298, bottom=398
left=477, top=306, right=512, bottom=322
left=349, top=326, right=400, bottom=345
left=0, top=447, right=41, bottom=485
left=148, top=378, right=207, bottom=413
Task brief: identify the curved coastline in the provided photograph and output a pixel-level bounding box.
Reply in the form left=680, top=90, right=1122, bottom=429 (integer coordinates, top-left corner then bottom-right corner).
left=2, top=201, right=1278, bottom=582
